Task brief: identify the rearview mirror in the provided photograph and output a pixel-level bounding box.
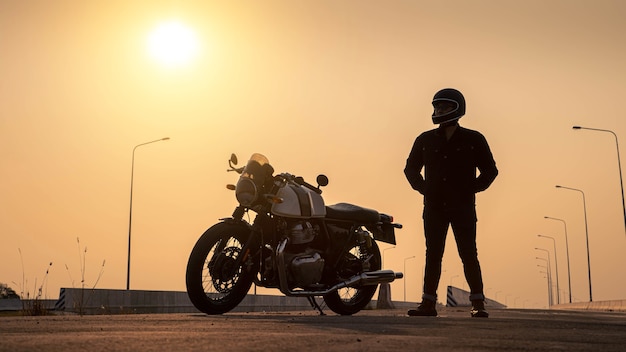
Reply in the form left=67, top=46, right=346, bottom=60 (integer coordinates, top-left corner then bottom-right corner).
left=316, top=174, right=329, bottom=187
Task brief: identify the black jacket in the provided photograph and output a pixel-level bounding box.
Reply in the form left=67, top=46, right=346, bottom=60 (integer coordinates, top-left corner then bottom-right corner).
left=404, top=125, right=498, bottom=210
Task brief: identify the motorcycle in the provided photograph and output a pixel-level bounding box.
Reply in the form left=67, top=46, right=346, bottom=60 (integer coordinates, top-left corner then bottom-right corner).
left=185, top=153, right=403, bottom=315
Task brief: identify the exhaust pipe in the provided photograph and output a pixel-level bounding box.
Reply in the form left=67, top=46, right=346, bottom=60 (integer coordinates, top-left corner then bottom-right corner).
left=359, top=270, right=403, bottom=285
left=276, top=237, right=403, bottom=297
left=279, top=268, right=404, bottom=297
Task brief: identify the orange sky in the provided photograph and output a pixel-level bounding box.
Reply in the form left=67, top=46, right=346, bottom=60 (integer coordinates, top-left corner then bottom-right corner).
left=2, top=0, right=626, bottom=308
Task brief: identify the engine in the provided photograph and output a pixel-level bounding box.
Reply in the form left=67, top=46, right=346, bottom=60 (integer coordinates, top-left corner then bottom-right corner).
left=284, top=220, right=325, bottom=288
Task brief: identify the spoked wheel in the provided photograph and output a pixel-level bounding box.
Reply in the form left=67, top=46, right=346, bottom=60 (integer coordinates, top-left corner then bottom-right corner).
left=186, top=223, right=257, bottom=315
left=323, top=239, right=381, bottom=315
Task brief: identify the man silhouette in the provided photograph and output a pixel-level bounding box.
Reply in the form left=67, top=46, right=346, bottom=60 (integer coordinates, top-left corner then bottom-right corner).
left=404, top=88, right=498, bottom=318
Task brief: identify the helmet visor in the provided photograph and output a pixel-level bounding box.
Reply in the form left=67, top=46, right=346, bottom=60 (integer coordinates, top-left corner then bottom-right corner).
left=432, top=99, right=458, bottom=118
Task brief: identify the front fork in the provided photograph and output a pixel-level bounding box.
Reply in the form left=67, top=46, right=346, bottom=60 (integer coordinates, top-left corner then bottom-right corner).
left=218, top=206, right=260, bottom=278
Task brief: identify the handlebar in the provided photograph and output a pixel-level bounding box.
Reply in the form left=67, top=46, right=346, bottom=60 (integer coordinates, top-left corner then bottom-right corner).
left=294, top=176, right=322, bottom=194
left=227, top=167, right=245, bottom=174
left=277, top=173, right=322, bottom=194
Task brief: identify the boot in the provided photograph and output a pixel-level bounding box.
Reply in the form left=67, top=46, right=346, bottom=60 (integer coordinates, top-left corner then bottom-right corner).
left=407, top=299, right=437, bottom=317
left=471, top=300, right=489, bottom=318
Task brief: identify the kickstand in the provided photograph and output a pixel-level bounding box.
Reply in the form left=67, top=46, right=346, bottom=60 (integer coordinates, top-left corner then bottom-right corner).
left=307, top=296, right=326, bottom=316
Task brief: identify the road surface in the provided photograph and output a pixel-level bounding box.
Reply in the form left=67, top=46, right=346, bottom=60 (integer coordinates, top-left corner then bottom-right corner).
left=2, top=307, right=626, bottom=351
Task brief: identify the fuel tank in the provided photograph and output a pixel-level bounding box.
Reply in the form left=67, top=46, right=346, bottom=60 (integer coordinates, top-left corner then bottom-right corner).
left=271, top=184, right=326, bottom=218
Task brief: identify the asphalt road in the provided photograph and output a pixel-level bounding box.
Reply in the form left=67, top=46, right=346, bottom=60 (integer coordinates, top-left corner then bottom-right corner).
left=2, top=307, right=626, bottom=351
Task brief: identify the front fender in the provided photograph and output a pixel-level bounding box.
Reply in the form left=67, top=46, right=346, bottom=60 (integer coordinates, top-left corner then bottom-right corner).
left=219, top=216, right=253, bottom=229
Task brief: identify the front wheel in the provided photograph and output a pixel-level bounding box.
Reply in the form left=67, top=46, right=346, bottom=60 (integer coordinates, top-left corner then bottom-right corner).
left=323, top=239, right=381, bottom=315
left=186, top=222, right=257, bottom=315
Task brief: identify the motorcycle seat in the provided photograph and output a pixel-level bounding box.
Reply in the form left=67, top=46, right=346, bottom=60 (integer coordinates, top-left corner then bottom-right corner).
left=325, top=203, right=380, bottom=223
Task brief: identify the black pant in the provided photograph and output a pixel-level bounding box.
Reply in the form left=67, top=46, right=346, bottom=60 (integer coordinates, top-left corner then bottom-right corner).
left=421, top=206, right=485, bottom=302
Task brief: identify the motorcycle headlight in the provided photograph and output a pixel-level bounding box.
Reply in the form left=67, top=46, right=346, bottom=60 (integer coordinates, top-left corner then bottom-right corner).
left=235, top=178, right=258, bottom=206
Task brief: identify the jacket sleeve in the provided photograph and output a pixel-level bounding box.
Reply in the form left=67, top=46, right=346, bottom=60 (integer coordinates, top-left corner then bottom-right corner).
left=474, top=133, right=498, bottom=193
left=404, top=136, right=426, bottom=194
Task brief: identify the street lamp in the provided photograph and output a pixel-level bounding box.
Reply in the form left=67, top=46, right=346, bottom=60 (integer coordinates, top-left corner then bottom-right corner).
left=556, top=185, right=593, bottom=302
left=544, top=216, right=572, bottom=303
left=573, top=126, right=626, bottom=236
left=382, top=246, right=395, bottom=268
left=537, top=266, right=550, bottom=307
left=535, top=249, right=552, bottom=306
left=538, top=235, right=560, bottom=304
left=126, top=137, right=170, bottom=290
left=403, top=256, right=416, bottom=302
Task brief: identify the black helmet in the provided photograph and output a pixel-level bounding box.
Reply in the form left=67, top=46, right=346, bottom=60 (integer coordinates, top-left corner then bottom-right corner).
left=431, top=88, right=466, bottom=125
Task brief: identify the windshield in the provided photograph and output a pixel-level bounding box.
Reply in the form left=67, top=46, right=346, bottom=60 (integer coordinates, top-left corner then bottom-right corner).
left=235, top=153, right=273, bottom=207
left=241, top=153, right=271, bottom=184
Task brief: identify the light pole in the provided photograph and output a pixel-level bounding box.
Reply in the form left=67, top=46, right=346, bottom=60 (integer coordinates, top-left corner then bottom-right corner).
left=544, top=216, right=572, bottom=303
left=403, top=256, right=416, bottom=302
left=127, top=137, right=170, bottom=290
left=535, top=249, right=552, bottom=306
left=538, top=235, right=560, bottom=304
left=556, top=185, right=593, bottom=302
left=382, top=246, right=395, bottom=268
left=537, top=266, right=550, bottom=307
left=573, top=126, right=626, bottom=236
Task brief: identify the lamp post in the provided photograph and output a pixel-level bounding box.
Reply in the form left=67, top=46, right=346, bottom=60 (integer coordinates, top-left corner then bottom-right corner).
left=573, top=126, right=626, bottom=236
left=537, top=266, right=550, bottom=307
left=538, top=235, right=560, bottom=304
left=126, top=137, right=170, bottom=290
left=403, top=256, right=416, bottom=302
left=556, top=185, right=593, bottom=302
left=382, top=246, right=395, bottom=268
left=535, top=249, right=552, bottom=306
left=544, top=216, right=572, bottom=303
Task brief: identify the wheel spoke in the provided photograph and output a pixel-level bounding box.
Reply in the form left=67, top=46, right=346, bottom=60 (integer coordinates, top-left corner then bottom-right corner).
left=323, top=237, right=381, bottom=315
left=186, top=223, right=256, bottom=315
left=201, top=236, right=244, bottom=300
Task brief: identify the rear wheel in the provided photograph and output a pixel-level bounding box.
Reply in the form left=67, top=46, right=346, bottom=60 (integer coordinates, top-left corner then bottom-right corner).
left=185, top=223, right=257, bottom=315
left=323, top=238, right=381, bottom=315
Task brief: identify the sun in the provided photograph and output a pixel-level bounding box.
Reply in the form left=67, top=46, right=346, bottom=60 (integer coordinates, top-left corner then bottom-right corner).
left=147, top=21, right=199, bottom=67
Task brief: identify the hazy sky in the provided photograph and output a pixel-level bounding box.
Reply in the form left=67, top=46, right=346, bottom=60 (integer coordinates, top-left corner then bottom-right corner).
left=2, top=0, right=626, bottom=308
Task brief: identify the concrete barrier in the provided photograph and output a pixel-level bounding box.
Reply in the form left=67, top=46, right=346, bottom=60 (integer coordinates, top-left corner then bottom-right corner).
left=0, top=298, right=23, bottom=311
left=53, top=288, right=408, bottom=315
left=446, top=286, right=507, bottom=308
left=12, top=286, right=623, bottom=314
left=1, top=298, right=57, bottom=312
left=53, top=288, right=325, bottom=314
left=552, top=300, right=626, bottom=312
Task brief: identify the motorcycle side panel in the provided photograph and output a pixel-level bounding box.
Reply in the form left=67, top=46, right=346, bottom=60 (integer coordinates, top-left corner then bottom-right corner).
left=271, top=184, right=326, bottom=218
